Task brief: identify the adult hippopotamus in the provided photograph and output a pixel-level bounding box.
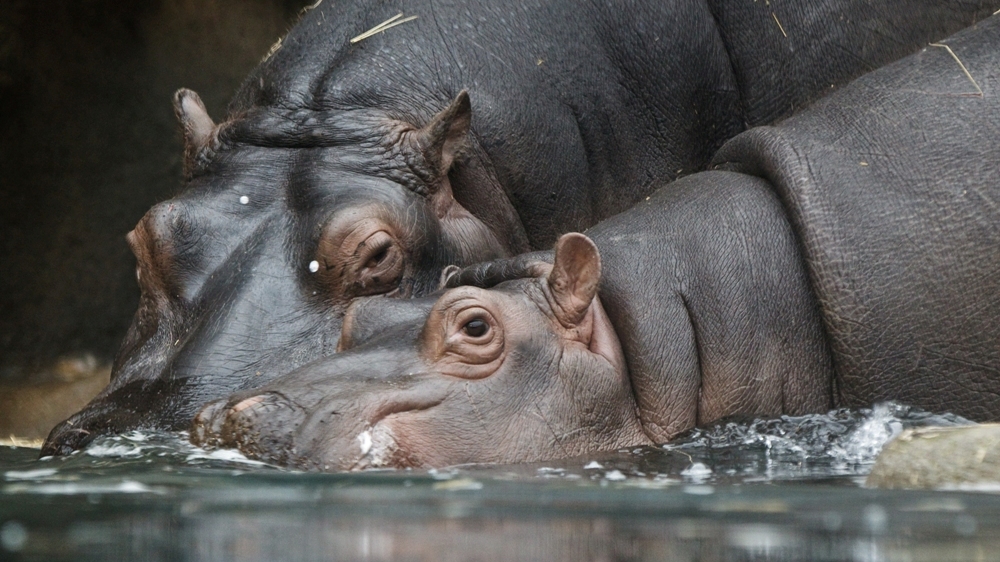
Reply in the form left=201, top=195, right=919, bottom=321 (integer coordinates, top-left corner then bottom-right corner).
left=43, top=0, right=1000, bottom=455
left=190, top=16, right=1000, bottom=470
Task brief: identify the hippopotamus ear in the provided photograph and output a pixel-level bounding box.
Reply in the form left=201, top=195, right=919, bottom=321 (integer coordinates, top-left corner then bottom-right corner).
left=172, top=88, right=216, bottom=179
left=413, top=90, right=471, bottom=177
left=547, top=233, right=601, bottom=327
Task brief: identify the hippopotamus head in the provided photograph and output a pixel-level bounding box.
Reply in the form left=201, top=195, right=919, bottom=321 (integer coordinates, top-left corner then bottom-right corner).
left=42, top=89, right=515, bottom=455
left=190, top=234, right=652, bottom=470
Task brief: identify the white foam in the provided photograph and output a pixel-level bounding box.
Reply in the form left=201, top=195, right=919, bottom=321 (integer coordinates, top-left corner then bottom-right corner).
left=432, top=478, right=484, bottom=491
left=3, top=480, right=161, bottom=495
left=427, top=468, right=459, bottom=480
left=85, top=443, right=144, bottom=458
left=583, top=461, right=603, bottom=470
left=681, top=462, right=713, bottom=478
left=831, top=403, right=905, bottom=465
left=938, top=482, right=1000, bottom=493
left=184, top=448, right=268, bottom=467
left=604, top=469, right=626, bottom=481
left=4, top=468, right=58, bottom=481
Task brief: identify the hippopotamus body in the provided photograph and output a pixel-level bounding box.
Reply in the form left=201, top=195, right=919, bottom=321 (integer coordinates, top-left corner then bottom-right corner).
left=44, top=0, right=1000, bottom=455
left=191, top=16, right=1000, bottom=470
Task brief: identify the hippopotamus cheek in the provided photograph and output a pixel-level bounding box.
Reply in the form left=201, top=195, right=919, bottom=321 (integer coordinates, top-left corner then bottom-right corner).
left=324, top=405, right=455, bottom=471
left=298, top=421, right=393, bottom=472
left=363, top=405, right=502, bottom=469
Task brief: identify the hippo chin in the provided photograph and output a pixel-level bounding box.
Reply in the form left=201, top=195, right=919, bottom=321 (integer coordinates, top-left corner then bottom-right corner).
left=45, top=0, right=1000, bottom=455
left=192, top=16, right=1000, bottom=470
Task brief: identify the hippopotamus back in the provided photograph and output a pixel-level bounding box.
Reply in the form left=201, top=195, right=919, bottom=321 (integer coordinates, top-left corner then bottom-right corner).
left=229, top=0, right=1000, bottom=243
left=713, top=23, right=1000, bottom=417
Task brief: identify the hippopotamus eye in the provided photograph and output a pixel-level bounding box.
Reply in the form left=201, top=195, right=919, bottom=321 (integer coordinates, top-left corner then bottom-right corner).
left=426, top=295, right=505, bottom=379
left=365, top=244, right=389, bottom=268
left=462, top=318, right=489, bottom=338
left=351, top=230, right=404, bottom=296
left=449, top=306, right=500, bottom=350
left=315, top=218, right=408, bottom=301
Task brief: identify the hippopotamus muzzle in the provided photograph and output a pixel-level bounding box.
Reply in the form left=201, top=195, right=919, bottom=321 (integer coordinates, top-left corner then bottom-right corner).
left=191, top=330, right=454, bottom=471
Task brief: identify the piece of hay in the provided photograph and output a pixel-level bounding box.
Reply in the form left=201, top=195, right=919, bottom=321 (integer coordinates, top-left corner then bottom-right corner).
left=772, top=13, right=787, bottom=38
left=301, top=0, right=323, bottom=14
left=929, top=42, right=984, bottom=97
left=350, top=13, right=419, bottom=44
left=262, top=36, right=283, bottom=63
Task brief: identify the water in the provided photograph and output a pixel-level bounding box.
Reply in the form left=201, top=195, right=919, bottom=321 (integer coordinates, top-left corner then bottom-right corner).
left=1, top=403, right=995, bottom=561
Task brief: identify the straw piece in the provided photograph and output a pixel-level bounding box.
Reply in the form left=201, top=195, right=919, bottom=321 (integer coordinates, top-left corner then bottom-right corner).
left=929, top=43, right=984, bottom=98
left=261, top=36, right=283, bottom=63
left=350, top=13, right=419, bottom=44
left=772, top=13, right=787, bottom=38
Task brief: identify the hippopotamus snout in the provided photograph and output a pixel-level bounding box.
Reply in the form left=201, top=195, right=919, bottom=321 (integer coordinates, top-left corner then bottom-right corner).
left=190, top=345, right=452, bottom=470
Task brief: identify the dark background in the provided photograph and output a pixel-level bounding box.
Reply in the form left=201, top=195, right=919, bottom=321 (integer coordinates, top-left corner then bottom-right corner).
left=0, top=0, right=312, bottom=384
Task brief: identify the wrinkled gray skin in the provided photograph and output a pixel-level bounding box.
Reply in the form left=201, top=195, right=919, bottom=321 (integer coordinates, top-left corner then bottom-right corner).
left=45, top=0, right=1000, bottom=455
left=192, top=17, right=1000, bottom=470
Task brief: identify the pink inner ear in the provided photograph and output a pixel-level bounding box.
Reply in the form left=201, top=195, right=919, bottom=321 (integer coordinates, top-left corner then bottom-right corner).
left=548, top=233, right=601, bottom=327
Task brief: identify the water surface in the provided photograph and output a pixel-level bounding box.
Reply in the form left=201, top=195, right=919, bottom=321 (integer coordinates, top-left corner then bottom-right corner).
left=2, top=403, right=995, bottom=561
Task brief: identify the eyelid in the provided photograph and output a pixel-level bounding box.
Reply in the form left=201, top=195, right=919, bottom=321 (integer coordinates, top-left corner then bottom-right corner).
left=357, top=232, right=396, bottom=268
left=452, top=306, right=492, bottom=329
left=357, top=229, right=393, bottom=255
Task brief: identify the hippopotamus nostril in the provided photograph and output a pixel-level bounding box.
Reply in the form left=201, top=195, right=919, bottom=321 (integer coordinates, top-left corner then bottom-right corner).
left=216, top=392, right=302, bottom=464
left=189, top=399, right=230, bottom=448
left=40, top=425, right=94, bottom=458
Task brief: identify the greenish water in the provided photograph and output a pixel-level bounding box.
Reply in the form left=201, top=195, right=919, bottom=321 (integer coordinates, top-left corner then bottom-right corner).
left=1, top=403, right=996, bottom=561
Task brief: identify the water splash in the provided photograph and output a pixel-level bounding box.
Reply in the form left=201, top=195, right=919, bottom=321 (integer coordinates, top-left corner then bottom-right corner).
left=828, top=403, right=907, bottom=464
left=662, top=402, right=973, bottom=483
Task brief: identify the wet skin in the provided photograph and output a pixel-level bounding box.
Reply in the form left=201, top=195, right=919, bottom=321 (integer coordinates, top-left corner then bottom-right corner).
left=191, top=17, right=1000, bottom=468
left=44, top=0, right=1000, bottom=454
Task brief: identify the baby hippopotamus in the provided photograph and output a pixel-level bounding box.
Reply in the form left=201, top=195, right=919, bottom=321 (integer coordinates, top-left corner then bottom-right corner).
left=190, top=16, right=1000, bottom=470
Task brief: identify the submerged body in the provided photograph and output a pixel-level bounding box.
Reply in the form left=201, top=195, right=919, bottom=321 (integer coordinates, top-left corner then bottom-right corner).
left=192, top=16, right=1000, bottom=469
left=45, top=0, right=1000, bottom=454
